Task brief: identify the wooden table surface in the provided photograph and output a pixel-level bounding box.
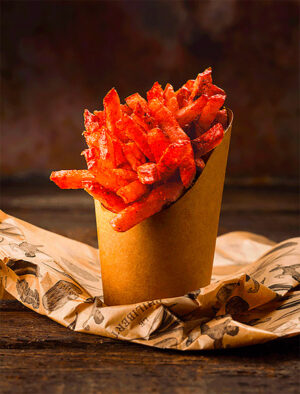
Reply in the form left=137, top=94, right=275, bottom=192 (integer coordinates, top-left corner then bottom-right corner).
left=1, top=183, right=299, bottom=393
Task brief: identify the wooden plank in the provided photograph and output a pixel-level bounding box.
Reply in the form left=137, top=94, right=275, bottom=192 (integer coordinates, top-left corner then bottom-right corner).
left=1, top=340, right=299, bottom=394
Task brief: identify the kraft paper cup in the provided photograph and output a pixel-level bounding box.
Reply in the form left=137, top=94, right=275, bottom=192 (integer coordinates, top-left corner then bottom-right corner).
left=95, top=110, right=233, bottom=305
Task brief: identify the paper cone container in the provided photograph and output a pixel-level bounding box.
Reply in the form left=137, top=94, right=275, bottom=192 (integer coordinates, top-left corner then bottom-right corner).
left=95, top=110, right=233, bottom=305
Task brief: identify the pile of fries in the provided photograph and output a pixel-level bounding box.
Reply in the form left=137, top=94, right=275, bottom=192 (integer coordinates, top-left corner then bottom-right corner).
left=51, top=68, right=228, bottom=231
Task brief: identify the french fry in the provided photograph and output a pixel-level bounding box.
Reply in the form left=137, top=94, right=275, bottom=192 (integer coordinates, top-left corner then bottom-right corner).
left=179, top=142, right=197, bottom=188
left=131, top=112, right=151, bottom=133
left=190, top=67, right=212, bottom=101
left=176, top=86, right=191, bottom=108
left=122, top=141, right=146, bottom=171
left=50, top=170, right=95, bottom=189
left=83, top=130, right=101, bottom=149
left=137, top=162, right=159, bottom=184
left=192, top=123, right=224, bottom=156
left=104, top=88, right=128, bottom=142
left=110, top=182, right=184, bottom=232
left=198, top=94, right=226, bottom=130
left=148, top=100, right=196, bottom=187
left=84, top=110, right=100, bottom=134
left=194, top=156, right=206, bottom=171
left=83, top=181, right=127, bottom=213
left=98, top=127, right=116, bottom=168
left=133, top=103, right=157, bottom=130
left=125, top=93, right=148, bottom=112
left=147, top=81, right=164, bottom=102
left=212, top=109, right=228, bottom=129
left=147, top=127, right=170, bottom=162
left=95, top=168, right=138, bottom=192
left=156, top=140, right=189, bottom=180
left=207, top=84, right=225, bottom=97
left=51, top=68, right=227, bottom=231
left=163, top=83, right=179, bottom=113
left=120, top=104, right=132, bottom=115
left=176, top=94, right=208, bottom=127
left=117, top=113, right=154, bottom=161
left=148, top=99, right=189, bottom=142
left=93, top=110, right=105, bottom=126
left=116, top=180, right=149, bottom=204
left=82, top=147, right=99, bottom=172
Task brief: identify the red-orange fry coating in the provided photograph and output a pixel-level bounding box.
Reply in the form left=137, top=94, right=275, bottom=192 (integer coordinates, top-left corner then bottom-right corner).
left=213, top=109, right=228, bottom=129
left=176, top=94, right=208, bottom=127
left=125, top=93, right=148, bottom=112
left=156, top=140, right=189, bottom=180
left=198, top=94, right=226, bottom=130
left=50, top=170, right=95, bottom=189
left=163, top=83, right=179, bottom=114
left=147, top=81, right=164, bottom=102
left=116, top=180, right=149, bottom=204
left=192, top=123, right=224, bottom=156
left=103, top=88, right=127, bottom=142
left=122, top=141, right=146, bottom=171
left=147, top=127, right=170, bottom=162
left=148, top=99, right=189, bottom=142
left=110, top=182, right=184, bottom=232
left=137, top=162, right=159, bottom=184
left=83, top=181, right=127, bottom=213
left=176, top=86, right=191, bottom=108
left=190, top=67, right=212, bottom=101
left=117, top=114, right=154, bottom=161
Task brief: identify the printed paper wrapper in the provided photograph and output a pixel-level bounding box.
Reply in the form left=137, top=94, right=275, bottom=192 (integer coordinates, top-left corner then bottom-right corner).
left=0, top=210, right=299, bottom=350
left=95, top=111, right=233, bottom=305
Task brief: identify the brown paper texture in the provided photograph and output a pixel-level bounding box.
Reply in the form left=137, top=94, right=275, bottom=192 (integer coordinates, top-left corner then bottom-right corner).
left=95, top=111, right=233, bottom=305
left=1, top=210, right=299, bottom=350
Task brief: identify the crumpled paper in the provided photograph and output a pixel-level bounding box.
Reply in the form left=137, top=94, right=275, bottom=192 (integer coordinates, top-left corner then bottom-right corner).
left=0, top=210, right=299, bottom=350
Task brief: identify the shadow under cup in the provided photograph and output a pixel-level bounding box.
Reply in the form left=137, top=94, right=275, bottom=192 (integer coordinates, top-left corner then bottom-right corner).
left=95, top=110, right=233, bottom=306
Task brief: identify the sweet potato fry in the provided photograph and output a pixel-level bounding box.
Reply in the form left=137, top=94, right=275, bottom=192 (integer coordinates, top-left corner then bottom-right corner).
left=163, top=83, right=179, bottom=113
left=176, top=86, right=191, bottom=108
left=116, top=180, right=149, bottom=204
left=83, top=130, right=101, bottom=149
left=207, top=84, right=225, bottom=97
left=83, top=181, right=127, bottom=213
left=192, top=123, right=224, bottom=156
left=212, top=109, right=228, bottom=129
left=120, top=104, right=132, bottom=115
left=198, top=94, right=226, bottom=130
left=147, top=81, right=164, bottom=102
left=110, top=182, right=184, bottom=232
left=98, top=127, right=116, bottom=168
left=148, top=99, right=189, bottom=142
left=92, top=168, right=137, bottom=192
left=148, top=100, right=195, bottom=187
left=84, top=110, right=100, bottom=134
left=179, top=142, right=196, bottom=188
left=50, top=170, right=95, bottom=189
left=131, top=112, right=150, bottom=133
left=117, top=114, right=154, bottom=161
left=93, top=110, right=105, bottom=126
left=194, top=156, right=206, bottom=171
left=137, top=162, right=159, bottom=185
left=147, top=127, right=170, bottom=162
left=190, top=67, right=212, bottom=101
left=133, top=103, right=157, bottom=130
left=176, top=94, right=208, bottom=127
left=125, top=93, right=148, bottom=112
left=122, top=141, right=146, bottom=171
left=104, top=88, right=127, bottom=142
left=156, top=140, right=189, bottom=180
left=82, top=147, right=99, bottom=172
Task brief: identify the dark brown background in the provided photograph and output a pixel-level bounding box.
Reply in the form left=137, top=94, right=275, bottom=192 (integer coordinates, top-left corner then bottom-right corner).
left=1, top=0, right=299, bottom=183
